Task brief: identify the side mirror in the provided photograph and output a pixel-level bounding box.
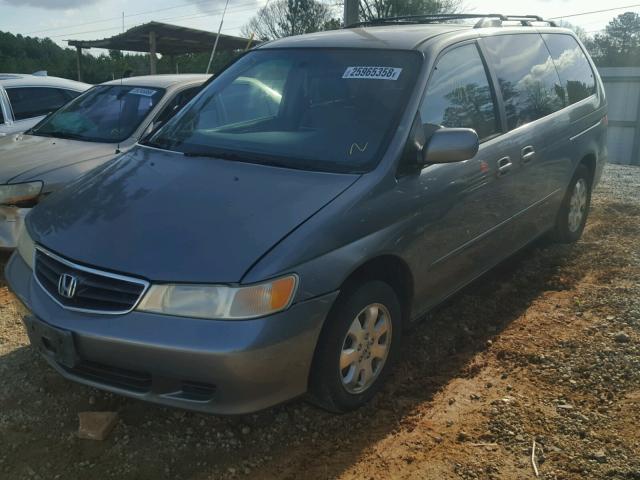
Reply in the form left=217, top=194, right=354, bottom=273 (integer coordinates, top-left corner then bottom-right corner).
left=422, top=128, right=479, bottom=164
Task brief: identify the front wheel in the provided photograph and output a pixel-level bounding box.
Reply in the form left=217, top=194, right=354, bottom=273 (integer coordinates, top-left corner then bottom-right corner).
left=551, top=164, right=592, bottom=243
left=309, top=281, right=402, bottom=412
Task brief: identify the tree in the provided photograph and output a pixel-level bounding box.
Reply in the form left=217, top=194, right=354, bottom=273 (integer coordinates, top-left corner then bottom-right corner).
left=0, top=29, right=240, bottom=83
left=241, top=0, right=337, bottom=40
left=556, top=20, right=588, bottom=44
left=358, top=0, right=463, bottom=21
left=583, top=12, right=640, bottom=67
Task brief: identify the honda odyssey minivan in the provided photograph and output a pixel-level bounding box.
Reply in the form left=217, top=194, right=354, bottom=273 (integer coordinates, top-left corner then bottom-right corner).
left=6, top=15, right=607, bottom=414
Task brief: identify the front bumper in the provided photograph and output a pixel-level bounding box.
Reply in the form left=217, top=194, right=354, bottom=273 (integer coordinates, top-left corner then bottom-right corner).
left=5, top=253, right=338, bottom=414
left=0, top=206, right=29, bottom=249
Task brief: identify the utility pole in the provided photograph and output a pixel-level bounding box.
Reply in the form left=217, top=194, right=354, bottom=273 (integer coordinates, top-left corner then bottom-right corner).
left=206, top=0, right=230, bottom=75
left=344, top=0, right=359, bottom=27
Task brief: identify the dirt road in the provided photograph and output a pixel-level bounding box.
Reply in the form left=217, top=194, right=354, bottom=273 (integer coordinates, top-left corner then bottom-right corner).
left=1, top=164, right=638, bottom=480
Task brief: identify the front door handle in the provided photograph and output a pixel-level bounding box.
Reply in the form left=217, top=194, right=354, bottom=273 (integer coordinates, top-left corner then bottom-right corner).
left=521, top=145, right=536, bottom=164
left=497, top=156, right=512, bottom=176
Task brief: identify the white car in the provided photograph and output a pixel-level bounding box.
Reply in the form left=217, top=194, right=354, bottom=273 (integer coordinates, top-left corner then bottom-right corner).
left=0, top=73, right=90, bottom=137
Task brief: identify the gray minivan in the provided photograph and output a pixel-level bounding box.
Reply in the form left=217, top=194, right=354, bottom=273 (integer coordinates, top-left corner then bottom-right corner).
left=7, top=15, right=607, bottom=414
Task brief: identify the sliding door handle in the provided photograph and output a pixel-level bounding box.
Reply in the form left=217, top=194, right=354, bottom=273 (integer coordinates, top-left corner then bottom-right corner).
left=497, top=156, right=512, bottom=176
left=521, top=145, right=536, bottom=164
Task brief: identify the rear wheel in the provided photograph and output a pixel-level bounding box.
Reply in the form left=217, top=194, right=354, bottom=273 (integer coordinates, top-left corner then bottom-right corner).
left=551, top=164, right=592, bottom=243
left=309, top=281, right=402, bottom=412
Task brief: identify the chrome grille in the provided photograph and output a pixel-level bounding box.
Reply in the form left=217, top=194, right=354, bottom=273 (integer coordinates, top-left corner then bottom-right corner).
left=34, top=247, right=148, bottom=314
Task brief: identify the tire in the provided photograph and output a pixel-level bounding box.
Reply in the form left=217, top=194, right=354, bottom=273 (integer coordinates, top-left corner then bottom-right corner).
left=551, top=164, right=592, bottom=244
left=309, top=281, right=402, bottom=413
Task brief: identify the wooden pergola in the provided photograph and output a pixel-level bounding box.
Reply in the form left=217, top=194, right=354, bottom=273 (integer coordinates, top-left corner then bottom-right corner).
left=67, top=21, right=253, bottom=81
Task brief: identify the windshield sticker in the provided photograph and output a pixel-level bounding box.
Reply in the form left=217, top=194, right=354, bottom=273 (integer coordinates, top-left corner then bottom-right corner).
left=129, top=87, right=156, bottom=97
left=342, top=66, right=403, bottom=80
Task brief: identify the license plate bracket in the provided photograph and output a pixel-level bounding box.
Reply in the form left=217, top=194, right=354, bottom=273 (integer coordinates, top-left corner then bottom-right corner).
left=24, top=316, right=79, bottom=369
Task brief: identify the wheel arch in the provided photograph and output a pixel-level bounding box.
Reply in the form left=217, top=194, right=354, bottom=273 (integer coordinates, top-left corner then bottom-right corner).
left=337, top=254, right=415, bottom=326
left=578, top=153, right=597, bottom=187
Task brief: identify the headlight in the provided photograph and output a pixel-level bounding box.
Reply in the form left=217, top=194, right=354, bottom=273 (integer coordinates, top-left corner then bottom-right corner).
left=17, top=226, right=35, bottom=270
left=136, top=275, right=298, bottom=320
left=0, top=182, right=43, bottom=206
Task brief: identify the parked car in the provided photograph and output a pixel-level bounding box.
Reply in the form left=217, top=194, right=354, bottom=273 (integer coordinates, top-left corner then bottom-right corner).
left=7, top=16, right=607, bottom=414
left=0, top=73, right=89, bottom=137
left=0, top=74, right=208, bottom=248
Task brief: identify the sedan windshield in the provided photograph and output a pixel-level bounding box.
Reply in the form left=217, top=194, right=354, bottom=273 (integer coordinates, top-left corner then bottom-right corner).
left=145, top=49, right=420, bottom=173
left=31, top=85, right=164, bottom=143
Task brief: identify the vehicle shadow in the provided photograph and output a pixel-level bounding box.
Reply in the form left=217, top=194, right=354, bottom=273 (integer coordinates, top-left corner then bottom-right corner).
left=0, top=237, right=587, bottom=480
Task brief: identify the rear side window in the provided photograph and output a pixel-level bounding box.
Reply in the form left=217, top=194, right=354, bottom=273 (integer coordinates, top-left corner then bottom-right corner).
left=419, top=43, right=499, bottom=141
left=482, top=34, right=564, bottom=130
left=6, top=87, right=71, bottom=121
left=542, top=34, right=596, bottom=105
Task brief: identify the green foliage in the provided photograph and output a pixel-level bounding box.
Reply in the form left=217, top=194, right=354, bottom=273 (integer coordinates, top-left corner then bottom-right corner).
left=584, top=12, right=640, bottom=67
left=0, top=30, right=239, bottom=84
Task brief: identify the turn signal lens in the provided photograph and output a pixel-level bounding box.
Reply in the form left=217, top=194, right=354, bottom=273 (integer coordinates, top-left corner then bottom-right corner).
left=230, top=275, right=297, bottom=317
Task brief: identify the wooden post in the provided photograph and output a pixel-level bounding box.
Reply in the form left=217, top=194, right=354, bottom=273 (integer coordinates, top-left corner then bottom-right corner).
left=149, top=30, right=157, bottom=75
left=168, top=55, right=177, bottom=74
left=344, top=0, right=359, bottom=26
left=75, top=46, right=83, bottom=82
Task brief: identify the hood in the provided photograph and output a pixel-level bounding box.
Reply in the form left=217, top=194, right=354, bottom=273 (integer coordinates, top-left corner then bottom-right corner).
left=28, top=146, right=360, bottom=283
left=0, top=134, right=118, bottom=186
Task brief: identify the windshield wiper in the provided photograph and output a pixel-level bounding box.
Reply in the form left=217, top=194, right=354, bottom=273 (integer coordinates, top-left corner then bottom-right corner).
left=182, top=148, right=361, bottom=173
left=183, top=148, right=297, bottom=169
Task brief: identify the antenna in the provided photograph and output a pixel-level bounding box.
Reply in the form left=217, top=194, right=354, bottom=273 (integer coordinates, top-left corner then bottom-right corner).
left=115, top=11, right=125, bottom=154
left=246, top=0, right=271, bottom=49
left=205, top=0, right=230, bottom=75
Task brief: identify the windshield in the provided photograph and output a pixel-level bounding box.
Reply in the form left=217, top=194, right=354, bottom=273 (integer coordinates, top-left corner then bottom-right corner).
left=31, top=85, right=164, bottom=143
left=145, top=49, right=420, bottom=173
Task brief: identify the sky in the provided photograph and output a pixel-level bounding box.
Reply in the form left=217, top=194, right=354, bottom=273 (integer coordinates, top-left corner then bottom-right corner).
left=0, top=0, right=638, bottom=52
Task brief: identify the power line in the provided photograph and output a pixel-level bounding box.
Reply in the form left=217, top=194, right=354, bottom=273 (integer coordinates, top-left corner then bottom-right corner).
left=549, top=4, right=640, bottom=20
left=24, top=0, right=259, bottom=35
left=44, top=3, right=261, bottom=40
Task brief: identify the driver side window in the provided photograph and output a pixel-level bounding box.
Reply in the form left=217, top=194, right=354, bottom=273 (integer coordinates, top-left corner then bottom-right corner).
left=420, top=43, right=499, bottom=142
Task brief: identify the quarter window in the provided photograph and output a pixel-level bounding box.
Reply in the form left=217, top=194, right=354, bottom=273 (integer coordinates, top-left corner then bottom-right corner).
left=6, top=87, right=72, bottom=121
left=420, top=43, right=499, bottom=141
left=482, top=34, right=565, bottom=130
left=541, top=34, right=596, bottom=105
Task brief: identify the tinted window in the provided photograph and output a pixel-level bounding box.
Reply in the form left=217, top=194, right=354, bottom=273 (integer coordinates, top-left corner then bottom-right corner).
left=61, top=89, right=82, bottom=102
left=154, top=86, right=202, bottom=126
left=147, top=49, right=421, bottom=173
left=6, top=87, right=71, bottom=121
left=31, top=85, right=164, bottom=143
left=542, top=34, right=596, bottom=105
left=420, top=43, right=499, bottom=141
left=483, top=34, right=565, bottom=130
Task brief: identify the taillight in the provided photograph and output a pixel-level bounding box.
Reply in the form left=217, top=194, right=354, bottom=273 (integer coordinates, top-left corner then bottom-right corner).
left=602, top=115, right=608, bottom=126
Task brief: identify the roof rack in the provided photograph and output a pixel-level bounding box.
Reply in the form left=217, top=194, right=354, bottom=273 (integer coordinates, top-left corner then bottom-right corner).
left=345, top=13, right=557, bottom=29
